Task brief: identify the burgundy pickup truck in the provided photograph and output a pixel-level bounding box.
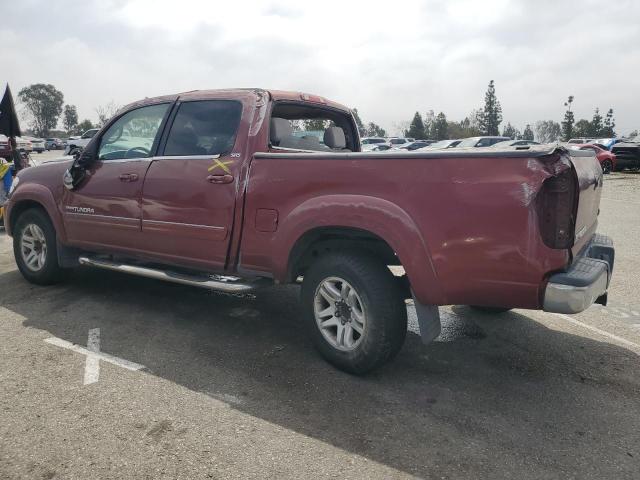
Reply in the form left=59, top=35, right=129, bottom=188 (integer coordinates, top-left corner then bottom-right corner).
left=3, top=89, right=614, bottom=373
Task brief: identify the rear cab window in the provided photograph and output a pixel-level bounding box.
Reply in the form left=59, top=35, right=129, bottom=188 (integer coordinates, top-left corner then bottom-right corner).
left=163, top=100, right=243, bottom=156
left=269, top=102, right=357, bottom=152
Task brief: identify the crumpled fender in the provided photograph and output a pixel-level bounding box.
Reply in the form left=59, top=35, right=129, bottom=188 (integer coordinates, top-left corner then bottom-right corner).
left=271, top=194, right=446, bottom=305
left=5, top=183, right=66, bottom=242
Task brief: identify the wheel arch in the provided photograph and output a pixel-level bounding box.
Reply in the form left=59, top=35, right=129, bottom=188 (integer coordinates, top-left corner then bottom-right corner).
left=275, top=194, right=445, bottom=305
left=6, top=185, right=66, bottom=242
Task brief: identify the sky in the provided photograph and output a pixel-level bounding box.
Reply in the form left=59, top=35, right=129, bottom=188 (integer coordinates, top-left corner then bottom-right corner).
left=1, top=0, right=639, bottom=136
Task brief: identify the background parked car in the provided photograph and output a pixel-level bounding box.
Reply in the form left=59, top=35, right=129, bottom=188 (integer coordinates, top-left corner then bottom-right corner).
left=0, top=135, right=12, bottom=161
left=569, top=143, right=616, bottom=174
left=15, top=137, right=33, bottom=153
left=400, top=140, right=438, bottom=150
left=45, top=138, right=64, bottom=150
left=64, top=128, right=99, bottom=155
left=611, top=134, right=640, bottom=171
left=372, top=144, right=393, bottom=151
left=388, top=137, right=412, bottom=149
left=26, top=137, right=45, bottom=153
left=361, top=137, right=387, bottom=145
left=567, top=138, right=595, bottom=144
left=490, top=139, right=540, bottom=148
left=455, top=136, right=511, bottom=148
left=592, top=138, right=627, bottom=151
left=418, top=139, right=462, bottom=150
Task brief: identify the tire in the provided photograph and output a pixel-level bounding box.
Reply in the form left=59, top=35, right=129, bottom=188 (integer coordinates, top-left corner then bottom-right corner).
left=301, top=251, right=407, bottom=374
left=469, top=305, right=512, bottom=314
left=601, top=160, right=613, bottom=174
left=13, top=208, right=64, bottom=285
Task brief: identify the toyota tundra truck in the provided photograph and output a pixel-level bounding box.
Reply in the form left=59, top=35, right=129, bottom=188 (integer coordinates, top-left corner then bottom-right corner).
left=2, top=89, right=614, bottom=373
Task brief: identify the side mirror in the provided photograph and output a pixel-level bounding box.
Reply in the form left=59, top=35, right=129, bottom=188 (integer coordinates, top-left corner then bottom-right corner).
left=63, top=146, right=93, bottom=190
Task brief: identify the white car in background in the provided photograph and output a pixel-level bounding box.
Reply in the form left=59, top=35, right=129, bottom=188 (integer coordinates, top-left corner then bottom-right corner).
left=15, top=137, right=33, bottom=153
left=361, top=137, right=389, bottom=152
left=26, top=137, right=46, bottom=153
left=387, top=137, right=413, bottom=149
left=490, top=139, right=540, bottom=148
left=64, top=128, right=99, bottom=155
left=417, top=139, right=462, bottom=150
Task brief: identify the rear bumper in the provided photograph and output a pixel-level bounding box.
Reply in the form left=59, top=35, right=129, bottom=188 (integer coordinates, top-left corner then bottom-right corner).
left=543, top=234, right=614, bottom=314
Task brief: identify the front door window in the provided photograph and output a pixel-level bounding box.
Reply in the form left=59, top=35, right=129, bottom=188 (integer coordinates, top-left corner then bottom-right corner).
left=98, top=104, right=169, bottom=160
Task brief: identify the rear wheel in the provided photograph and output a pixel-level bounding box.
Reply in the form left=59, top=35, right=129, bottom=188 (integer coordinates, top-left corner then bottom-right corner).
left=13, top=208, right=64, bottom=285
left=601, top=160, right=613, bottom=174
left=301, top=252, right=407, bottom=374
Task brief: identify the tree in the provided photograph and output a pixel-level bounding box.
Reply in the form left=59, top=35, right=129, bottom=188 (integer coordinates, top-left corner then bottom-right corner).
left=351, top=108, right=366, bottom=136
left=447, top=114, right=482, bottom=139
left=590, top=108, right=603, bottom=137
left=17, top=83, right=64, bottom=137
left=628, top=129, right=638, bottom=138
left=562, top=95, right=575, bottom=141
left=522, top=124, right=534, bottom=141
left=95, top=101, right=120, bottom=128
left=534, top=120, right=562, bottom=143
left=75, top=119, right=94, bottom=135
left=573, top=119, right=592, bottom=138
left=423, top=110, right=435, bottom=139
left=602, top=108, right=616, bottom=137
left=502, top=122, right=519, bottom=139
left=406, top=112, right=426, bottom=139
left=303, top=119, right=328, bottom=131
left=365, top=122, right=386, bottom=137
left=432, top=112, right=448, bottom=140
left=62, top=105, right=78, bottom=134
left=478, top=80, right=502, bottom=135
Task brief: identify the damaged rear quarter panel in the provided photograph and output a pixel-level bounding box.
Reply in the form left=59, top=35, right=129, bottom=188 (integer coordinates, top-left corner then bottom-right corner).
left=241, top=149, right=571, bottom=309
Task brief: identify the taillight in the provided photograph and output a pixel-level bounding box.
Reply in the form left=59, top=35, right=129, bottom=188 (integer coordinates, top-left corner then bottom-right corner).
left=537, top=168, right=577, bottom=249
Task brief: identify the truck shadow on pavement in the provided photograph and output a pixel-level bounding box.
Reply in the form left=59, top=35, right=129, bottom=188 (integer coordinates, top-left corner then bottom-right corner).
left=2, top=265, right=639, bottom=479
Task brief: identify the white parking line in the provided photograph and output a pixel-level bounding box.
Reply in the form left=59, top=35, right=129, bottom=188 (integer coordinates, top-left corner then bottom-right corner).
left=84, top=328, right=101, bottom=385
left=554, top=313, right=640, bottom=353
left=45, top=331, right=145, bottom=385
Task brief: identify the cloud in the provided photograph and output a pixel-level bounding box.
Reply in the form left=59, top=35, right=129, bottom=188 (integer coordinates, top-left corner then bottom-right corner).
left=2, top=0, right=639, bottom=134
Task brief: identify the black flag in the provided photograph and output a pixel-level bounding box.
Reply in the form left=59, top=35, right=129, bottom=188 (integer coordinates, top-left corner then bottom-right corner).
left=0, top=85, right=22, bottom=138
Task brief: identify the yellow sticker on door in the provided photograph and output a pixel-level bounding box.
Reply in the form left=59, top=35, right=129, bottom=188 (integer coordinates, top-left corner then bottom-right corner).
left=208, top=159, right=233, bottom=174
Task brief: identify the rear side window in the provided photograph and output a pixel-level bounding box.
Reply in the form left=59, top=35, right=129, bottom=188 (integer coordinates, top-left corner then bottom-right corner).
left=164, top=100, right=242, bottom=156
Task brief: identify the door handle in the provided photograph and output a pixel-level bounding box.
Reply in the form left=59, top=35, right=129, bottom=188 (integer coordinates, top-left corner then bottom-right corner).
left=119, top=173, right=139, bottom=182
left=206, top=174, right=234, bottom=184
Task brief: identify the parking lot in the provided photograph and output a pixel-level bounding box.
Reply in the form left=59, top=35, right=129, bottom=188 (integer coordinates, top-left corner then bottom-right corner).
left=1, top=153, right=639, bottom=479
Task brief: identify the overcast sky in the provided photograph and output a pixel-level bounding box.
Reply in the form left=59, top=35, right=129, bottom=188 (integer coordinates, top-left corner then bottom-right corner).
left=2, top=0, right=639, bottom=135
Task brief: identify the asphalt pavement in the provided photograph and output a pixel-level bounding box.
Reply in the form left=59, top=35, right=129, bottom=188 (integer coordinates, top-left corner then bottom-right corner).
left=1, top=155, right=639, bottom=479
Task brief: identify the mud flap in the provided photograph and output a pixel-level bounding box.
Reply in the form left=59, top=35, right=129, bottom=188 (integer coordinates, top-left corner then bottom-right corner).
left=412, top=292, right=441, bottom=344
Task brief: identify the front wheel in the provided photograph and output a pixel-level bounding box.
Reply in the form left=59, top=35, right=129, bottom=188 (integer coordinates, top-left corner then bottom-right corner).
left=301, top=252, right=407, bottom=374
left=601, top=160, right=613, bottom=174
left=13, top=208, right=65, bottom=285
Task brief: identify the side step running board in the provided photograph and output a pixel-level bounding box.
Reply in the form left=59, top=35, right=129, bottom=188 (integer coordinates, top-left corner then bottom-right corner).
left=78, top=256, right=266, bottom=293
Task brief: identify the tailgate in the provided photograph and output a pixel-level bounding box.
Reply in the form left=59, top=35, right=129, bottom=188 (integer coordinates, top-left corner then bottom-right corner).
left=569, top=149, right=603, bottom=257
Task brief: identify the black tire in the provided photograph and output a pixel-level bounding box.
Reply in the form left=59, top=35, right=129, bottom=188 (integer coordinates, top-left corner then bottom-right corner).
left=601, top=160, right=613, bottom=174
left=469, top=305, right=512, bottom=314
left=301, top=251, right=407, bottom=374
left=13, top=208, right=64, bottom=285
